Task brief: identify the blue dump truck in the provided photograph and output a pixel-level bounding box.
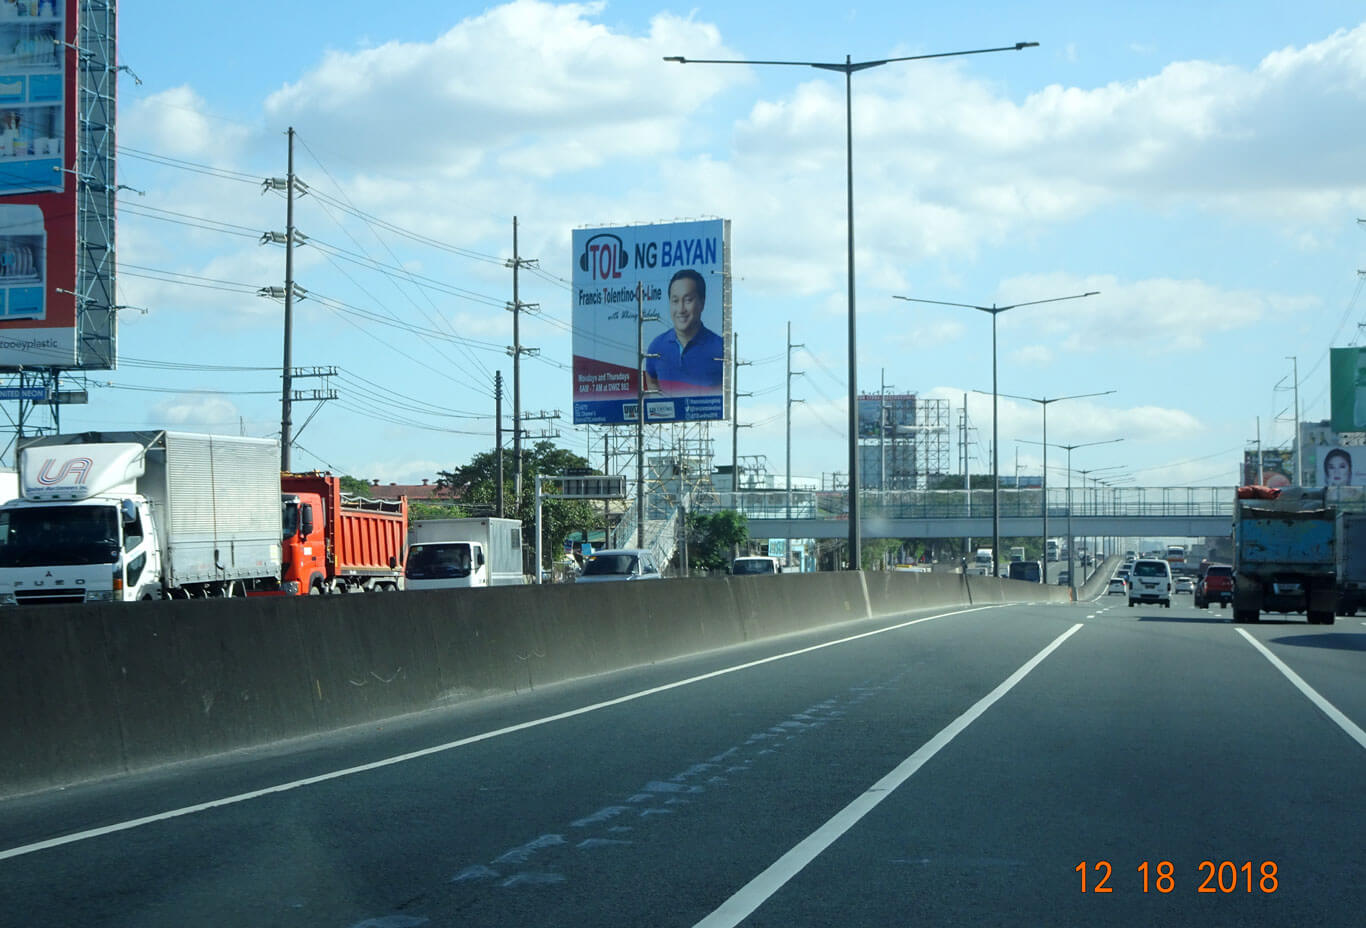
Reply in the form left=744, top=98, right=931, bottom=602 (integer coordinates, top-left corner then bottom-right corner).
left=1232, top=486, right=1337, bottom=625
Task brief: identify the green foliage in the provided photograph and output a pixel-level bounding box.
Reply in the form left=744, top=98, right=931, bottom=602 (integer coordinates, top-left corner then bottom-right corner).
left=409, top=501, right=467, bottom=521
left=859, top=538, right=903, bottom=570
left=435, top=440, right=602, bottom=568
left=338, top=475, right=373, bottom=498
left=687, top=510, right=749, bottom=572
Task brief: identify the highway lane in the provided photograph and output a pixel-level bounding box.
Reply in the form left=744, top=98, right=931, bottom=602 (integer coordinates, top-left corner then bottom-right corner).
left=1, top=594, right=1362, bottom=927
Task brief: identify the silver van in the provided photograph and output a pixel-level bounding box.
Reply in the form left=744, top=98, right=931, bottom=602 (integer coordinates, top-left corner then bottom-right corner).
left=574, top=548, right=663, bottom=583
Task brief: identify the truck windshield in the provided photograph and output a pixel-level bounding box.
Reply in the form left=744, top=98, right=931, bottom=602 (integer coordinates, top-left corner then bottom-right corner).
left=405, top=543, right=471, bottom=579
left=0, top=505, right=121, bottom=567
left=732, top=559, right=776, bottom=575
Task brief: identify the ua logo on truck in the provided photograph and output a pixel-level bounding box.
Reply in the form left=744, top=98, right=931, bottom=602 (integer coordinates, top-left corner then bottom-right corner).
left=36, top=457, right=93, bottom=486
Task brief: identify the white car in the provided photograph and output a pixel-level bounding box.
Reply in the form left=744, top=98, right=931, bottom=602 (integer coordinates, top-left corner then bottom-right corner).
left=1107, top=577, right=1127, bottom=596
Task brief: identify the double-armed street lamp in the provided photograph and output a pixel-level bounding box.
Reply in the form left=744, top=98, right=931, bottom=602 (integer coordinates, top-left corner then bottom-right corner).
left=1020, top=436, right=1124, bottom=595
left=985, top=388, right=1115, bottom=568
left=895, top=291, right=1099, bottom=575
left=666, top=41, right=1038, bottom=570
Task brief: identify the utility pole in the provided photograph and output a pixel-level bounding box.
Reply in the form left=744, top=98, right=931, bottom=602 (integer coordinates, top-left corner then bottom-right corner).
left=495, top=371, right=504, bottom=518
left=1288, top=355, right=1301, bottom=485
left=274, top=127, right=301, bottom=471
left=962, top=393, right=971, bottom=559
left=880, top=370, right=888, bottom=491
left=637, top=283, right=659, bottom=548
left=731, top=331, right=752, bottom=500
left=786, top=323, right=804, bottom=569
left=506, top=217, right=539, bottom=507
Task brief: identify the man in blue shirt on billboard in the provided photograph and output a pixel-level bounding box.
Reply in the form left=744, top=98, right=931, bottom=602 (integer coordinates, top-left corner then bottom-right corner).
left=644, top=268, right=725, bottom=395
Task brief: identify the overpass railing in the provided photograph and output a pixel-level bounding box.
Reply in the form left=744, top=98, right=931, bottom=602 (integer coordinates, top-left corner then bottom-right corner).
left=696, top=487, right=1236, bottom=520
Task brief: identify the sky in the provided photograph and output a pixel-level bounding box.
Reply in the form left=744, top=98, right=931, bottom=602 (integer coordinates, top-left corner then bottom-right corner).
left=31, top=0, right=1366, bottom=494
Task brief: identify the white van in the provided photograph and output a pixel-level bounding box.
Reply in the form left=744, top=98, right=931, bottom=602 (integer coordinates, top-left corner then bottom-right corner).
left=1128, top=557, right=1173, bottom=608
left=732, top=556, right=782, bottom=575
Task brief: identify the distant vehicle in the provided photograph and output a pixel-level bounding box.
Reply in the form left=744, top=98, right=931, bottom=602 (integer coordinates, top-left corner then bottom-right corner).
left=974, top=548, right=994, bottom=567
left=1107, top=577, right=1127, bottom=596
left=1128, top=557, right=1173, bottom=608
left=1045, top=538, right=1062, bottom=562
left=1233, top=486, right=1336, bottom=623
left=1166, top=545, right=1187, bottom=564
left=405, top=517, right=525, bottom=590
left=575, top=548, right=663, bottom=583
left=732, top=555, right=781, bottom=575
left=1194, top=564, right=1233, bottom=609
left=282, top=472, right=406, bottom=595
left=1335, top=509, right=1366, bottom=616
left=0, top=430, right=282, bottom=604
left=1009, top=546, right=1026, bottom=563
left=1007, top=560, right=1043, bottom=583
left=1057, top=570, right=1070, bottom=586
left=1174, top=576, right=1194, bottom=593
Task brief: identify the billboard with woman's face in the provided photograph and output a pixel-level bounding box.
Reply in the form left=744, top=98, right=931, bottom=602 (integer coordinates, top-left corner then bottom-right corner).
left=1311, top=445, right=1362, bottom=487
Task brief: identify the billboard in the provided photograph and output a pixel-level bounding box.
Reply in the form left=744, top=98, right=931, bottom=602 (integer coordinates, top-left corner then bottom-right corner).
left=0, top=0, right=79, bottom=369
left=1307, top=445, right=1364, bottom=487
left=856, top=393, right=916, bottom=438
left=1329, top=347, right=1366, bottom=433
left=1242, top=449, right=1294, bottom=488
left=572, top=219, right=729, bottom=425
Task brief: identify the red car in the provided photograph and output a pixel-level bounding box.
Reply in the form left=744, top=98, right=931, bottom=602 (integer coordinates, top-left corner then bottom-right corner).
left=1194, top=564, right=1234, bottom=609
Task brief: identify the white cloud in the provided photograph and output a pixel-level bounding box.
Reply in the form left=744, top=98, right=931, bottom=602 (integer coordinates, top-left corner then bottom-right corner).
left=122, top=86, right=252, bottom=160
left=262, top=1, right=743, bottom=178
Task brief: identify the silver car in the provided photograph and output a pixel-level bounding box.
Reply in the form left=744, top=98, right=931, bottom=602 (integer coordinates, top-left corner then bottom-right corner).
left=574, top=548, right=663, bottom=583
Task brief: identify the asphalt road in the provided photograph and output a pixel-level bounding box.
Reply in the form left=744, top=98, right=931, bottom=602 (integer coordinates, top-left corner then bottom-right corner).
left=2, top=591, right=1363, bottom=927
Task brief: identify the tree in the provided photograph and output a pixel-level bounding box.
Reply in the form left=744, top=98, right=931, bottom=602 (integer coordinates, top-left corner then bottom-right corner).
left=338, top=475, right=373, bottom=498
left=687, top=510, right=748, bottom=572
left=436, top=441, right=602, bottom=571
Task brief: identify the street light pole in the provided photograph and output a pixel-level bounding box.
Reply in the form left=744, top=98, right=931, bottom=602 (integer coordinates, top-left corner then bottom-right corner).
left=1020, top=436, right=1123, bottom=597
left=987, top=388, right=1116, bottom=569
left=668, top=41, right=1038, bottom=571
left=894, top=290, right=1099, bottom=576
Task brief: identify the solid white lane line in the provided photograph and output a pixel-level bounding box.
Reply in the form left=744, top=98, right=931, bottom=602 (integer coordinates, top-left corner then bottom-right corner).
left=1236, top=628, right=1366, bottom=752
left=692, top=622, right=1085, bottom=928
left=0, top=605, right=997, bottom=862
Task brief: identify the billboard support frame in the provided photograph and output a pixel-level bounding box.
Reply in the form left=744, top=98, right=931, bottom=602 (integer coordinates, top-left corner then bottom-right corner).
left=74, top=0, right=118, bottom=372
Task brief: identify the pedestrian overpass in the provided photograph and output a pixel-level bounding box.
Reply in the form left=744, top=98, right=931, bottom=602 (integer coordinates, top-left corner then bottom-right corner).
left=694, top=486, right=1235, bottom=541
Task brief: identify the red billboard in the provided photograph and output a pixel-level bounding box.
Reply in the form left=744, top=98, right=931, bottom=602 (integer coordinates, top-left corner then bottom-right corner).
left=0, top=0, right=78, bottom=369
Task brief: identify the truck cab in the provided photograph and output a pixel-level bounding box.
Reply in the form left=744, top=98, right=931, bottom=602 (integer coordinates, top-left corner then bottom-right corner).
left=405, top=539, right=486, bottom=590
left=281, top=491, right=324, bottom=595
left=0, top=495, right=161, bottom=604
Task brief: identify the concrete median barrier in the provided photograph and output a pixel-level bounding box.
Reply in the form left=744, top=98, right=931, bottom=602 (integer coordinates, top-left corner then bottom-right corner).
left=0, top=567, right=1070, bottom=796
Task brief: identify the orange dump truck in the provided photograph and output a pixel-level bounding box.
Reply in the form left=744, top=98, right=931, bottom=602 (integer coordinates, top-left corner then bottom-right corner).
left=280, top=473, right=407, bottom=595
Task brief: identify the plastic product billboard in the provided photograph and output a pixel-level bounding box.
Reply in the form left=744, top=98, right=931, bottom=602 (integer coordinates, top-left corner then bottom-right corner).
left=572, top=219, right=730, bottom=425
left=1242, top=449, right=1294, bottom=488
left=0, top=0, right=77, bottom=368
left=857, top=393, right=916, bottom=438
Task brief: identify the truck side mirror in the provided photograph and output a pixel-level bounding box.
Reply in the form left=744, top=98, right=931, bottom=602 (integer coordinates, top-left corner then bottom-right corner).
left=301, top=504, right=314, bottom=537
left=388, top=555, right=397, bottom=569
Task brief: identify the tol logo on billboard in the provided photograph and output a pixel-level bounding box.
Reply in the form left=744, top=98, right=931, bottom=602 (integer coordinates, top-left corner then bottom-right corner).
left=578, top=233, right=629, bottom=281
left=35, top=457, right=92, bottom=486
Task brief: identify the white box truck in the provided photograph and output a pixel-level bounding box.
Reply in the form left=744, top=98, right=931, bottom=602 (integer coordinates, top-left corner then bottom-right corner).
left=404, top=517, right=525, bottom=590
left=0, top=431, right=282, bottom=604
